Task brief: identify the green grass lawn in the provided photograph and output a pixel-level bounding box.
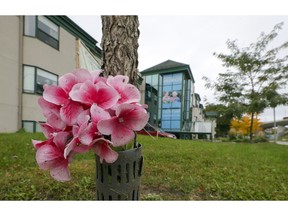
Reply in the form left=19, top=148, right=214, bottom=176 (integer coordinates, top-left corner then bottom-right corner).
left=1, top=132, right=288, bottom=200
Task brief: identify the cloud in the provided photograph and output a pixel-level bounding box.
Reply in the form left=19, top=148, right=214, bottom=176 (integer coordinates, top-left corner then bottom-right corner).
left=70, top=15, right=288, bottom=122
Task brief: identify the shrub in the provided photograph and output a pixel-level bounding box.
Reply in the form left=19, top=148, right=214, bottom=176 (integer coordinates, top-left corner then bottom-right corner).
left=228, top=128, right=237, bottom=140
left=254, top=131, right=268, bottom=143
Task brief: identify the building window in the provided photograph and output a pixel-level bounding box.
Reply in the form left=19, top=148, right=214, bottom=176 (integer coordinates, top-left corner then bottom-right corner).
left=24, top=16, right=59, bottom=49
left=145, top=75, right=160, bottom=127
left=161, top=73, right=182, bottom=131
left=22, top=121, right=34, bottom=133
left=36, top=68, right=58, bottom=94
left=23, top=66, right=35, bottom=93
left=24, top=16, right=36, bottom=36
left=23, top=65, right=58, bottom=95
left=153, top=113, right=157, bottom=124
left=35, top=122, right=44, bottom=132
left=22, top=120, right=44, bottom=133
left=147, top=87, right=152, bottom=98
left=37, top=16, right=59, bottom=49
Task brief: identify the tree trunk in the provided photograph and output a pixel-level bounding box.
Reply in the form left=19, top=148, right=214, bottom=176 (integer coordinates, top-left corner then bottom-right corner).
left=101, top=16, right=140, bottom=87
left=273, top=107, right=277, bottom=143
left=249, top=112, right=254, bottom=143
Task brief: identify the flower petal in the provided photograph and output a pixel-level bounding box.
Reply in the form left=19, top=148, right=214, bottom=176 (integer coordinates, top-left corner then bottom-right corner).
left=111, top=126, right=135, bottom=146
left=98, top=117, right=135, bottom=146
left=69, top=81, right=97, bottom=105
left=38, top=97, right=60, bottom=118
left=73, top=144, right=91, bottom=154
left=36, top=144, right=63, bottom=170
left=47, top=113, right=66, bottom=131
left=64, top=137, right=79, bottom=158
left=73, top=125, right=81, bottom=137
left=120, top=104, right=149, bottom=131
left=91, top=70, right=102, bottom=83
left=59, top=73, right=78, bottom=93
left=77, top=109, right=90, bottom=126
left=95, top=83, right=120, bottom=109
left=107, top=75, right=129, bottom=89
left=93, top=139, right=118, bottom=163
left=72, top=68, right=92, bottom=83
left=97, top=117, right=118, bottom=136
left=43, top=85, right=68, bottom=105
left=119, top=83, right=141, bottom=104
left=32, top=139, right=50, bottom=150
left=107, top=75, right=140, bottom=104
left=69, top=81, right=119, bottom=109
left=53, top=131, right=71, bottom=152
left=50, top=162, right=70, bottom=182
left=64, top=136, right=92, bottom=159
left=78, top=122, right=97, bottom=145
left=90, top=104, right=111, bottom=125
left=60, top=101, right=84, bottom=126
left=39, top=123, right=57, bottom=139
left=95, top=77, right=107, bottom=84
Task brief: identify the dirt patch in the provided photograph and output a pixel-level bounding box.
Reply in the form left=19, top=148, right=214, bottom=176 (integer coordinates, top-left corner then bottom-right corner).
left=140, top=184, right=198, bottom=200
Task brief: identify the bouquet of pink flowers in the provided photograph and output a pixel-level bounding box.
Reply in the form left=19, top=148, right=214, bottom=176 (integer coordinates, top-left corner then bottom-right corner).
left=32, top=69, right=149, bottom=182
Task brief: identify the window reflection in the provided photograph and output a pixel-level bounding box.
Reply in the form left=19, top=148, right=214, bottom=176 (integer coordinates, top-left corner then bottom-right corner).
left=161, top=72, right=182, bottom=131
left=145, top=75, right=159, bottom=126
left=23, top=66, right=35, bottom=93
left=36, top=69, right=57, bottom=94
left=24, top=16, right=36, bottom=36
left=145, top=72, right=192, bottom=132
left=23, top=65, right=58, bottom=95
left=24, top=16, right=59, bottom=49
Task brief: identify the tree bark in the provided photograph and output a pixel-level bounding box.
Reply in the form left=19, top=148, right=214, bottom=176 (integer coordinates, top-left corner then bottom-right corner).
left=101, top=16, right=140, bottom=87
left=249, top=112, right=254, bottom=143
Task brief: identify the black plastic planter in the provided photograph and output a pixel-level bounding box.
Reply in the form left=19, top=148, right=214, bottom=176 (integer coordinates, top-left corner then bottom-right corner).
left=95, top=144, right=143, bottom=200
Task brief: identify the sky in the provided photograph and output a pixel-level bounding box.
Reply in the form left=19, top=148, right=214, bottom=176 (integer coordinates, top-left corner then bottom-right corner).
left=2, top=1, right=288, bottom=123
left=69, top=15, right=288, bottom=123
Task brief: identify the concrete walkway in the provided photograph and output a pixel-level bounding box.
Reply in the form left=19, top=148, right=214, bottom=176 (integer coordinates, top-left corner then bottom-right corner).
left=276, top=141, right=288, bottom=146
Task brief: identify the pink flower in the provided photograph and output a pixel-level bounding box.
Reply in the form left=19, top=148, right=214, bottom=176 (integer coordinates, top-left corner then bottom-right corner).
left=107, top=75, right=140, bottom=107
left=63, top=105, right=111, bottom=158
left=43, top=85, right=84, bottom=126
left=92, top=138, right=118, bottom=163
left=59, top=69, right=102, bottom=92
left=32, top=123, right=72, bottom=158
left=97, top=103, right=149, bottom=146
left=33, top=69, right=149, bottom=182
left=69, top=80, right=120, bottom=109
left=32, top=123, right=61, bottom=150
left=38, top=97, right=66, bottom=130
left=36, top=132, right=72, bottom=182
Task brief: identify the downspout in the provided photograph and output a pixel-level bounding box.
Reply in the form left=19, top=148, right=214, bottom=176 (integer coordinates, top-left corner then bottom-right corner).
left=18, top=16, right=24, bottom=131
left=75, top=38, right=80, bottom=69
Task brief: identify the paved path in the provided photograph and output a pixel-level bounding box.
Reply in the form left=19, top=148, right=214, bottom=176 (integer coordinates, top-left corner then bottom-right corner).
left=276, top=141, right=288, bottom=146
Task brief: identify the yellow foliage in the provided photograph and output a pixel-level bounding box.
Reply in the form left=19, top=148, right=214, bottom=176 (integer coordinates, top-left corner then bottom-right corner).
left=230, top=114, right=263, bottom=136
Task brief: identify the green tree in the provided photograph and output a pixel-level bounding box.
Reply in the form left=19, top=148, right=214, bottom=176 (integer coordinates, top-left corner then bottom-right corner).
left=204, top=103, right=242, bottom=137
left=203, top=22, right=288, bottom=142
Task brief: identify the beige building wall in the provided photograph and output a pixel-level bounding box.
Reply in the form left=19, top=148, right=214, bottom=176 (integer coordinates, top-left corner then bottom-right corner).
left=22, top=26, right=77, bottom=123
left=0, top=16, right=21, bottom=132
left=23, top=28, right=76, bottom=74
left=0, top=16, right=102, bottom=132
